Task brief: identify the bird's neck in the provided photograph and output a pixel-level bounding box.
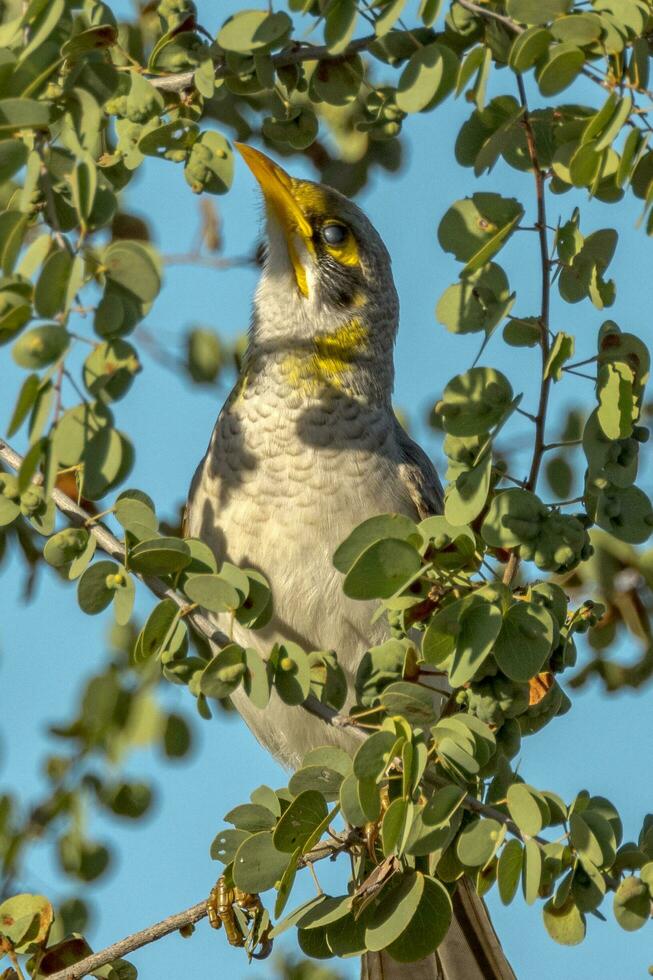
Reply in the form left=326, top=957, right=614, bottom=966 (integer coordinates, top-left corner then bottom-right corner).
left=242, top=281, right=397, bottom=407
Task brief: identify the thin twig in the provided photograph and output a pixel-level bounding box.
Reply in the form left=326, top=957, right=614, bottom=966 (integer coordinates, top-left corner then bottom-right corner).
left=456, top=0, right=521, bottom=33
left=46, top=901, right=209, bottom=980
left=503, top=75, right=552, bottom=587
left=163, top=252, right=256, bottom=270
left=52, top=361, right=65, bottom=424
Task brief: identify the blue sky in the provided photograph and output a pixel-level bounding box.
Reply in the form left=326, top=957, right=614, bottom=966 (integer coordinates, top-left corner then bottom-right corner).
left=2, top=3, right=653, bottom=978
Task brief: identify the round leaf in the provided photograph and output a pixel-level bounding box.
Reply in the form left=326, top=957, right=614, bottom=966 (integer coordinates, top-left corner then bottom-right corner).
left=232, top=831, right=289, bottom=893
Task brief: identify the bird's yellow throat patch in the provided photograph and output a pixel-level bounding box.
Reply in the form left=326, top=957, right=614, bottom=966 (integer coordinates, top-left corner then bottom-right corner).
left=282, top=318, right=369, bottom=392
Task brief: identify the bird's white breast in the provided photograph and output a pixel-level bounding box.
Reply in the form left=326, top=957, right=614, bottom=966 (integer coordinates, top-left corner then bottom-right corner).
left=187, top=381, right=419, bottom=765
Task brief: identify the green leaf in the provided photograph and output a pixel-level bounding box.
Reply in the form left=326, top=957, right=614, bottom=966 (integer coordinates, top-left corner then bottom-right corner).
left=12, top=324, right=69, bottom=370
left=186, top=326, right=222, bottom=382
left=68, top=532, right=97, bottom=581
left=384, top=874, right=452, bottom=962
left=0, top=212, right=29, bottom=276
left=339, top=773, right=379, bottom=826
left=382, top=798, right=414, bottom=857
left=494, top=602, right=554, bottom=681
left=243, top=647, right=271, bottom=709
left=274, top=846, right=301, bottom=919
left=44, top=528, right=91, bottom=568
left=262, top=108, right=319, bottom=151
left=0, top=892, right=53, bottom=952
left=289, top=764, right=345, bottom=802
left=324, top=0, right=357, bottom=55
left=210, top=828, right=249, bottom=864
left=365, top=870, right=424, bottom=951
left=545, top=332, right=575, bottom=381
left=382, top=682, right=439, bottom=726
left=183, top=572, right=241, bottom=612
left=570, top=810, right=616, bottom=868
left=7, top=373, right=40, bottom=437
left=83, top=340, right=141, bottom=404
left=549, top=13, right=602, bottom=45
left=449, top=599, right=503, bottom=687
left=115, top=489, right=157, bottom=534
left=437, top=367, right=513, bottom=437
left=543, top=897, right=586, bottom=944
left=423, top=785, right=467, bottom=826
left=436, top=263, right=514, bottom=336
left=536, top=44, right=585, bottom=97
left=343, top=537, right=422, bottom=600
left=103, top=241, right=161, bottom=305
left=353, top=730, right=398, bottom=781
left=77, top=560, right=119, bottom=614
left=184, top=130, right=234, bottom=195
left=506, top=0, right=571, bottom=25
left=395, top=43, right=457, bottom=114
left=71, top=152, right=97, bottom=227
left=613, top=877, right=650, bottom=931
left=217, top=10, right=292, bottom=53
left=444, top=452, right=492, bottom=525
left=224, top=804, right=277, bottom=833
left=138, top=598, right=179, bottom=661
left=498, top=838, right=523, bottom=904
left=333, top=513, right=419, bottom=574
left=232, top=831, right=289, bottom=893
left=34, top=249, right=75, bottom=317
left=422, top=594, right=471, bottom=665
left=113, top=565, right=136, bottom=626
left=456, top=817, right=503, bottom=867
left=200, top=644, right=247, bottom=699
left=597, top=361, right=636, bottom=439
left=0, top=97, right=51, bottom=134
left=508, top=27, right=552, bottom=72
left=522, top=838, right=542, bottom=905
left=269, top=642, right=309, bottom=705
left=129, top=537, right=191, bottom=575
left=507, top=783, right=549, bottom=836
left=80, top=425, right=134, bottom=501
left=375, top=0, right=406, bottom=36
left=438, top=193, right=524, bottom=273
left=273, top=790, right=328, bottom=853
left=61, top=24, right=118, bottom=59
left=0, top=138, right=28, bottom=181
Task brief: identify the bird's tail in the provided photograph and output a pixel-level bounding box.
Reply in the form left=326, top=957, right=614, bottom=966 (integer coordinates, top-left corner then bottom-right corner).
left=361, top=877, right=515, bottom=980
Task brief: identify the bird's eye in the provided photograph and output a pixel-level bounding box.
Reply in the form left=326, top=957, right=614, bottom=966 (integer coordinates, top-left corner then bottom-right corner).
left=322, top=223, right=348, bottom=246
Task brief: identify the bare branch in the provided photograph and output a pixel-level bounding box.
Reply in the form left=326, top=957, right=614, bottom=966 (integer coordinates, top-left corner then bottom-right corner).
left=46, top=900, right=209, bottom=980
left=45, top=831, right=358, bottom=980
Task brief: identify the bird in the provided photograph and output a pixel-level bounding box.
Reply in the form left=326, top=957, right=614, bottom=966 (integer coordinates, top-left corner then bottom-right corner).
left=186, top=144, right=515, bottom=980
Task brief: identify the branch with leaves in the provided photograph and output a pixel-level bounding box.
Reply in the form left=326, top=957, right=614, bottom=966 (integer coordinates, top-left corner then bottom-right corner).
left=2, top=0, right=653, bottom=977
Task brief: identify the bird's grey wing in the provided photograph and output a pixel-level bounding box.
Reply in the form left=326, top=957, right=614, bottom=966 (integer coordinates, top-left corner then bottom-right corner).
left=394, top=416, right=444, bottom=519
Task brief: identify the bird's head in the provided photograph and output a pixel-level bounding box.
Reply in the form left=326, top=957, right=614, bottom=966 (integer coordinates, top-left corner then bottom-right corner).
left=236, top=144, right=399, bottom=367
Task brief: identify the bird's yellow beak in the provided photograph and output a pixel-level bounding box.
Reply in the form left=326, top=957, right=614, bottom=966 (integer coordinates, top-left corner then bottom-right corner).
left=235, top=143, right=314, bottom=297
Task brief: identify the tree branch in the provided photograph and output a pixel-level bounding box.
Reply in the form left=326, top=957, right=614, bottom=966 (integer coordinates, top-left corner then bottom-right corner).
left=0, top=438, right=614, bottom=976
left=147, top=34, right=378, bottom=92
left=45, top=831, right=358, bottom=980
left=503, top=74, right=551, bottom=587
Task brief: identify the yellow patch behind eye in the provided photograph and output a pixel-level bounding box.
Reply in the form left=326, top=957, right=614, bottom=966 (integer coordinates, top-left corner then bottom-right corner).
left=324, top=233, right=360, bottom=267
